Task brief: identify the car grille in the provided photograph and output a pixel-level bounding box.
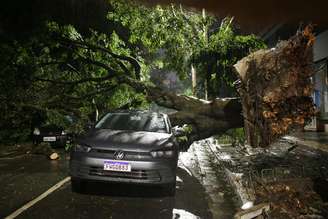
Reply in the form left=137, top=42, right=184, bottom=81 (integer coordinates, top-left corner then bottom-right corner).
left=90, top=148, right=152, bottom=160
left=87, top=166, right=161, bottom=182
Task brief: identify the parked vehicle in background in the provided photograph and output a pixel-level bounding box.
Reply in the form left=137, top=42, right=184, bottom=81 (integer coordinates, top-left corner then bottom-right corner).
left=32, top=115, right=75, bottom=147
left=32, top=124, right=71, bottom=147
left=69, top=110, right=179, bottom=196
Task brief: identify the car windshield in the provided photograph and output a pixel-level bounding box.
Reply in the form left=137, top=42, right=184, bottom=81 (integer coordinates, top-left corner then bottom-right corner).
left=95, top=113, right=168, bottom=133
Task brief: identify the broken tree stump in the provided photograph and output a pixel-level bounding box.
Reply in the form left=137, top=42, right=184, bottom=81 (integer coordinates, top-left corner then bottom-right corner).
left=32, top=142, right=59, bottom=160
left=234, top=25, right=316, bottom=147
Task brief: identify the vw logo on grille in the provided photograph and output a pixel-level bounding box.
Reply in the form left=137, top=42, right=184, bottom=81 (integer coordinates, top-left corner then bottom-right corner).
left=114, top=151, right=125, bottom=160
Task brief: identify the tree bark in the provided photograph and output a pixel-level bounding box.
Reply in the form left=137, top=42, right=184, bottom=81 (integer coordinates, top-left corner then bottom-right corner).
left=150, top=91, right=244, bottom=149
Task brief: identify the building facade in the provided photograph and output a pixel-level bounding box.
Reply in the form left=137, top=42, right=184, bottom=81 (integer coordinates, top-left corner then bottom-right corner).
left=313, top=30, right=328, bottom=130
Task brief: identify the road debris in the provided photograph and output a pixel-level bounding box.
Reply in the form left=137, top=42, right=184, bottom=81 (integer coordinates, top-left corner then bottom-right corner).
left=234, top=203, right=270, bottom=219
left=204, top=137, right=328, bottom=218
left=0, top=143, right=59, bottom=160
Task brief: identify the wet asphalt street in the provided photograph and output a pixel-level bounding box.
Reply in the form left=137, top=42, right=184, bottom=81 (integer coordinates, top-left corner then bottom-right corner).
left=0, top=142, right=237, bottom=219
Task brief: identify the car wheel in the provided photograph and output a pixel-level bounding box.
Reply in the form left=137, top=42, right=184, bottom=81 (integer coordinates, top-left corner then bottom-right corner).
left=71, top=177, right=85, bottom=193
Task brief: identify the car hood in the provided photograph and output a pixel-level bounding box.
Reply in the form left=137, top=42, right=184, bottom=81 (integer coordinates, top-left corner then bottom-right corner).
left=38, top=125, right=63, bottom=135
left=79, top=129, right=173, bottom=152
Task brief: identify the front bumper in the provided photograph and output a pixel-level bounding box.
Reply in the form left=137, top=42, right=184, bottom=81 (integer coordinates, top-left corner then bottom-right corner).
left=69, top=153, right=177, bottom=185
left=33, top=135, right=69, bottom=146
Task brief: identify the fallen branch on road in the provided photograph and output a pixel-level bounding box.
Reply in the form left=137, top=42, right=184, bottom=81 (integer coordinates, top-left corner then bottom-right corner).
left=0, top=143, right=59, bottom=160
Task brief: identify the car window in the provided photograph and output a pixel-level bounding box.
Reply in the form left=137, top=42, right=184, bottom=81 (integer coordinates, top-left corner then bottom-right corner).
left=146, top=116, right=167, bottom=133
left=95, top=113, right=168, bottom=133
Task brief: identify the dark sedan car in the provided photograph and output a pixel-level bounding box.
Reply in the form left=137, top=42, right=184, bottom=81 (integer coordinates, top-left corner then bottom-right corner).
left=32, top=124, right=70, bottom=147
left=69, top=111, right=179, bottom=196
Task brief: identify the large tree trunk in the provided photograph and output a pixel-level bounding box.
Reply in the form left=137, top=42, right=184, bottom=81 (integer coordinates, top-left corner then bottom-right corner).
left=148, top=89, right=244, bottom=146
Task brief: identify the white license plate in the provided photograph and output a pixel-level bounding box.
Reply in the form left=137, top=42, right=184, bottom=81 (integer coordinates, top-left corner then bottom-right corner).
left=104, top=160, right=131, bottom=172
left=43, top=136, right=56, bottom=142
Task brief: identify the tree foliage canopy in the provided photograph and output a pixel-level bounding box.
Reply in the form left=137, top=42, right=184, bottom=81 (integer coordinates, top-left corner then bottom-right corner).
left=0, top=0, right=265, bottom=143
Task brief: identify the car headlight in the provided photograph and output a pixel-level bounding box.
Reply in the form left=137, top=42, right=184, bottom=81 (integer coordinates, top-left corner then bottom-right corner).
left=74, top=144, right=91, bottom=152
left=33, top=128, right=40, bottom=135
left=150, top=149, right=174, bottom=158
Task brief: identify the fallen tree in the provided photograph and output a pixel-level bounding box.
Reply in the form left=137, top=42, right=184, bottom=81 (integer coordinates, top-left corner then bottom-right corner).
left=27, top=25, right=315, bottom=150
left=123, top=26, right=316, bottom=148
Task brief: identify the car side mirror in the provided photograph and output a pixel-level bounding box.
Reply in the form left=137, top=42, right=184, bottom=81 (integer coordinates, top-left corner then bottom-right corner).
left=172, top=126, right=185, bottom=137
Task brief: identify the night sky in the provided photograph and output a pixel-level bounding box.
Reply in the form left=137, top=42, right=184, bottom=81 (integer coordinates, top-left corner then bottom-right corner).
left=0, top=0, right=327, bottom=36
left=141, top=0, right=328, bottom=31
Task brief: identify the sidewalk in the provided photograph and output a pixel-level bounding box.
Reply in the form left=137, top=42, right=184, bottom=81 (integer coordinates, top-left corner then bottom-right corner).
left=205, top=136, right=328, bottom=219
left=284, top=131, right=328, bottom=153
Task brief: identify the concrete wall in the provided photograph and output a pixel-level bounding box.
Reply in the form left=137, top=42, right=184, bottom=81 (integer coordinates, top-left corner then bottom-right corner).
left=314, top=30, right=328, bottom=62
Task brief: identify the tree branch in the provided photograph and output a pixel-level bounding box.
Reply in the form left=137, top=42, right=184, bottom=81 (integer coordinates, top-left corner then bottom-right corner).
left=35, top=55, right=120, bottom=85
left=57, top=37, right=141, bottom=80
left=34, top=73, right=116, bottom=85
left=63, top=85, right=118, bottom=100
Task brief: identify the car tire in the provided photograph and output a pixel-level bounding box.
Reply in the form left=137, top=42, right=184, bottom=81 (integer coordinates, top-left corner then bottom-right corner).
left=71, top=177, right=85, bottom=193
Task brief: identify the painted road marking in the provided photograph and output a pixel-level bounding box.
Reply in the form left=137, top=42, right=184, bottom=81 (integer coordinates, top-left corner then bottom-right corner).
left=5, top=176, right=71, bottom=219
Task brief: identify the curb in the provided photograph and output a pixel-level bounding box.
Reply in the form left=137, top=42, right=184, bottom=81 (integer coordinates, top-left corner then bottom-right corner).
left=283, top=136, right=328, bottom=153
left=205, top=141, right=256, bottom=208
